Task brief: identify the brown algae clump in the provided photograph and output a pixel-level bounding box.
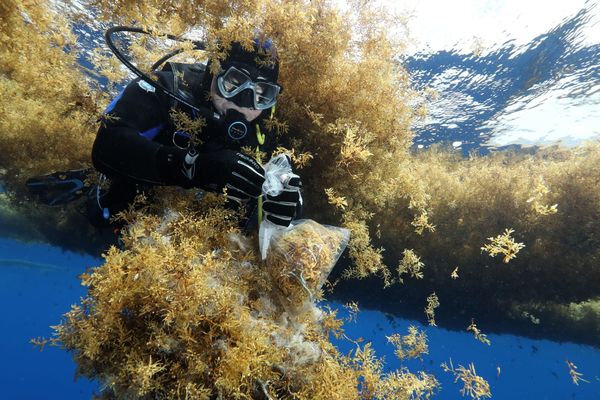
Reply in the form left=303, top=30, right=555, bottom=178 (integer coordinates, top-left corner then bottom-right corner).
left=52, top=197, right=437, bottom=399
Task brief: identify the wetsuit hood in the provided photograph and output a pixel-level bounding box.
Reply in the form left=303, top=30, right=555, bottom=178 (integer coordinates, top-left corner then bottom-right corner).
left=220, top=40, right=279, bottom=84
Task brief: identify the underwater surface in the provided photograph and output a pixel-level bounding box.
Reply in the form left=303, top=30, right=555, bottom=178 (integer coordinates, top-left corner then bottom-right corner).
left=2, top=0, right=600, bottom=399
left=404, top=0, right=600, bottom=154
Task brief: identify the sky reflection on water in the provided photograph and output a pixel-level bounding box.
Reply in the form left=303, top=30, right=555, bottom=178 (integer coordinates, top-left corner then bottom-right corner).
left=401, top=0, right=600, bottom=153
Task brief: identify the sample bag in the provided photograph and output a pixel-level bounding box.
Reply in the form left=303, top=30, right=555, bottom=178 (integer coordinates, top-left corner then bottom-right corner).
left=258, top=155, right=350, bottom=302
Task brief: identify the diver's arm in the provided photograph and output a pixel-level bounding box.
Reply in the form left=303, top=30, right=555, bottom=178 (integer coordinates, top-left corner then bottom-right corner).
left=92, top=78, right=190, bottom=186
left=92, top=126, right=191, bottom=186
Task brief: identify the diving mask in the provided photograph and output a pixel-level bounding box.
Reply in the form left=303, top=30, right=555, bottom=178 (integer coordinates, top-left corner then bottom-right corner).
left=217, top=66, right=281, bottom=110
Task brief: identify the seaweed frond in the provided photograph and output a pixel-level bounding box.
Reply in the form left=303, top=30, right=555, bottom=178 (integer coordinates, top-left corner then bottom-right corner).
left=411, top=210, right=436, bottom=235
left=566, top=359, right=589, bottom=385
left=466, top=319, right=491, bottom=346
left=481, top=228, right=525, bottom=263
left=441, top=359, right=491, bottom=400
left=169, top=108, right=206, bottom=147
left=343, top=301, right=360, bottom=323
left=450, top=267, right=459, bottom=280
left=397, top=249, right=425, bottom=283
left=526, top=177, right=558, bottom=216
left=425, top=293, right=440, bottom=327
left=325, top=187, right=348, bottom=211
left=271, top=146, right=313, bottom=169
left=387, top=325, right=429, bottom=360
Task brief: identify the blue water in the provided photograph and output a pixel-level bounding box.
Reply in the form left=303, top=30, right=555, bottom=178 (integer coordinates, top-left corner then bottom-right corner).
left=1, top=237, right=600, bottom=399
left=333, top=307, right=600, bottom=399
left=0, top=239, right=98, bottom=398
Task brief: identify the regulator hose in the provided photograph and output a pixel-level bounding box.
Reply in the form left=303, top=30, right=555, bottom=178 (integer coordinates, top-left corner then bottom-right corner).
left=105, top=26, right=220, bottom=123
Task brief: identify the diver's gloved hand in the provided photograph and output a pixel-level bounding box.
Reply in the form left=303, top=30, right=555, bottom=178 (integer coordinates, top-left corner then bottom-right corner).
left=184, top=149, right=265, bottom=203
left=262, top=173, right=302, bottom=227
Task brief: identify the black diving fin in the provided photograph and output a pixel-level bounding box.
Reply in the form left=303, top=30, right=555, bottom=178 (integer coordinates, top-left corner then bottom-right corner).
left=26, top=169, right=93, bottom=206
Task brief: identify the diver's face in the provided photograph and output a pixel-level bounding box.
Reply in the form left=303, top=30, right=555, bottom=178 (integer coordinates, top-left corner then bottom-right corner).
left=210, top=76, right=263, bottom=122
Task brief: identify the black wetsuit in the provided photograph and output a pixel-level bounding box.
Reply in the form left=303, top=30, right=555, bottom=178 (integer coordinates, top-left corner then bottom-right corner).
left=90, top=63, right=277, bottom=226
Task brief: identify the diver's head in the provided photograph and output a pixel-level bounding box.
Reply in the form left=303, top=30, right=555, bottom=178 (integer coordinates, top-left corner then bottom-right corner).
left=210, top=39, right=281, bottom=122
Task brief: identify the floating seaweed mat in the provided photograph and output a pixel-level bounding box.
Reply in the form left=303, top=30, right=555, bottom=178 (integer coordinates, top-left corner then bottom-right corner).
left=50, top=203, right=354, bottom=399
left=265, top=219, right=350, bottom=304
left=46, top=197, right=439, bottom=399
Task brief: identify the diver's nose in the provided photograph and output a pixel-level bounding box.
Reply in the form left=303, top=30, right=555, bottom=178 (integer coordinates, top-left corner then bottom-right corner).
left=235, top=89, right=255, bottom=109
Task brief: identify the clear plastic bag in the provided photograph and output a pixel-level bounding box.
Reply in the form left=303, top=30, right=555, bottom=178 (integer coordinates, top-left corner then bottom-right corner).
left=262, top=153, right=298, bottom=197
left=264, top=220, right=350, bottom=303
left=259, top=155, right=350, bottom=302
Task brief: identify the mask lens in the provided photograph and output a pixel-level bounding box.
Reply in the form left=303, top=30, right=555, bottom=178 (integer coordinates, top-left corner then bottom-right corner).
left=255, top=82, right=279, bottom=108
left=217, top=66, right=280, bottom=109
left=220, top=68, right=251, bottom=95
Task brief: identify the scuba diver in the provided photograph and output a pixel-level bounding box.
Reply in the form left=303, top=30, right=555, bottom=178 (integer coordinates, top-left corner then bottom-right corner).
left=26, top=37, right=302, bottom=230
